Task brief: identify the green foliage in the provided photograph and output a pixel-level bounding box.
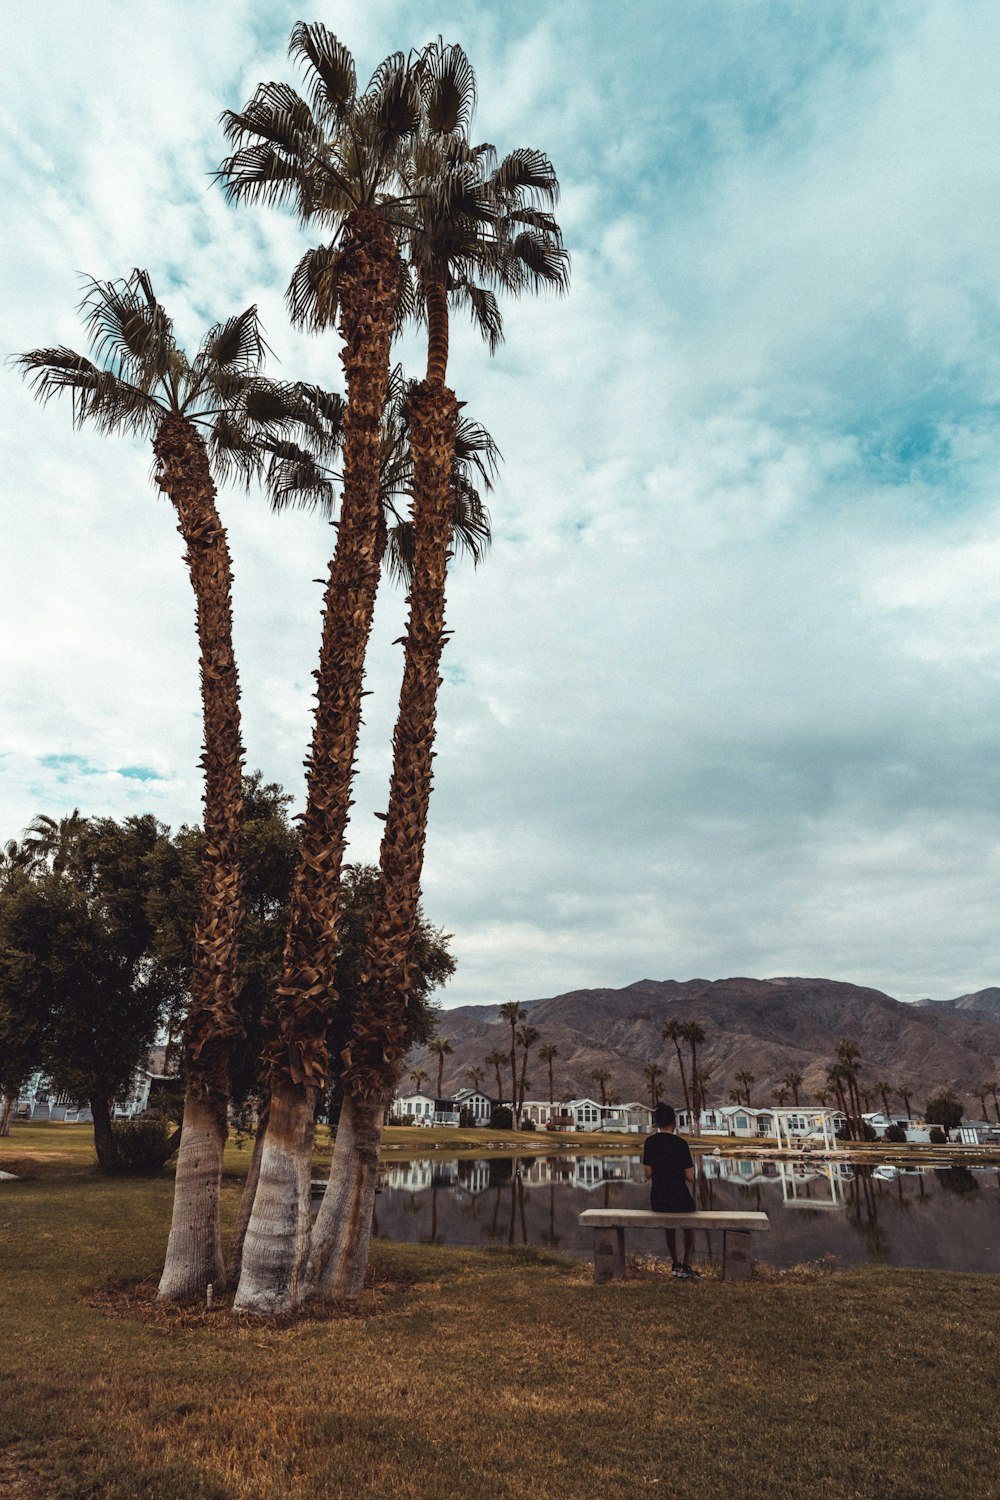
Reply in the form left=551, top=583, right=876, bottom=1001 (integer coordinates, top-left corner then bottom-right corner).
left=108, top=1117, right=172, bottom=1175
left=860, top=1122, right=877, bottom=1142
left=490, top=1105, right=513, bottom=1130
left=928, top=1127, right=947, bottom=1144
left=884, top=1124, right=907, bottom=1144
left=925, top=1089, right=964, bottom=1134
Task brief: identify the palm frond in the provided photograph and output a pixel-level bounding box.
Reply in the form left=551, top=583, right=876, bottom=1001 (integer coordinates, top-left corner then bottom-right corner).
left=208, top=411, right=266, bottom=485
left=454, top=411, right=501, bottom=487
left=220, top=83, right=320, bottom=155
left=367, top=51, right=422, bottom=147
left=79, top=270, right=174, bottom=385
left=492, top=148, right=561, bottom=206
left=216, top=142, right=304, bottom=208
left=450, top=475, right=492, bottom=565
left=198, top=305, right=270, bottom=375
left=419, top=38, right=477, bottom=136
left=266, top=444, right=338, bottom=517
left=288, top=22, right=357, bottom=123
left=15, top=347, right=157, bottom=434
left=286, top=242, right=346, bottom=330
left=453, top=281, right=504, bottom=352
left=499, top=231, right=571, bottom=295
left=290, top=383, right=346, bottom=452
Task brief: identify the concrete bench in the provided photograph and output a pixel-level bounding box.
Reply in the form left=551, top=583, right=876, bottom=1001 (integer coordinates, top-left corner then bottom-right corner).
left=579, top=1208, right=770, bottom=1282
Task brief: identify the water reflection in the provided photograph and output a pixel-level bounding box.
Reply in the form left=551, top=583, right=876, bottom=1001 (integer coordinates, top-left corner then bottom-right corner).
left=357, top=1154, right=1000, bottom=1272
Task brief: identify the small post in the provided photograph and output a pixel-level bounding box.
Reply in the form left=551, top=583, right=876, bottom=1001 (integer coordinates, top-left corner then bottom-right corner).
left=206, top=1283, right=214, bottom=1310
left=593, top=1226, right=626, bottom=1283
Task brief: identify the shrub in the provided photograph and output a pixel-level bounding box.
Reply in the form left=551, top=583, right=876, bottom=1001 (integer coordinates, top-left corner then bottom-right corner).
left=490, top=1105, right=513, bottom=1130
left=929, top=1127, right=947, bottom=1145
left=109, top=1117, right=170, bottom=1174
left=860, top=1122, right=877, bottom=1141
left=885, top=1124, right=907, bottom=1144
left=521, top=1118, right=536, bottom=1131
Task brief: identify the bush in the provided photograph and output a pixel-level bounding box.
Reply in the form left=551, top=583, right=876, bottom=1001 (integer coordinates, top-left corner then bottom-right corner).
left=885, top=1124, right=907, bottom=1144
left=109, top=1117, right=170, bottom=1174
left=860, top=1122, right=877, bottom=1142
left=929, top=1127, right=947, bottom=1145
left=490, top=1105, right=513, bottom=1130
left=521, top=1118, right=536, bottom=1131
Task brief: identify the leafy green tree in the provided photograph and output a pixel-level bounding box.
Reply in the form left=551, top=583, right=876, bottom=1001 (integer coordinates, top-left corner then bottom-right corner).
left=924, top=1089, right=964, bottom=1138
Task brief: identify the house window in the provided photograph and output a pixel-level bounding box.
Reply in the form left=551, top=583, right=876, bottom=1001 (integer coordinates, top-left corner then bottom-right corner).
left=736, top=1114, right=748, bottom=1130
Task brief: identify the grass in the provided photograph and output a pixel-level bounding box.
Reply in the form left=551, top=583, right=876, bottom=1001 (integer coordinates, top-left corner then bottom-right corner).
left=2, top=1127, right=1000, bottom=1498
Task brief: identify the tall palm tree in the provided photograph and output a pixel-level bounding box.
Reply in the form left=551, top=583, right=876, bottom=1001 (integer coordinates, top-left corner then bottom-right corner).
left=538, top=1044, right=559, bottom=1116
left=409, top=1067, right=429, bottom=1094
left=18, top=270, right=292, bottom=1302
left=428, top=1037, right=453, bottom=1097
left=681, top=1021, right=706, bottom=1133
left=516, top=1024, right=539, bottom=1121
left=21, top=811, right=88, bottom=876
left=498, top=1002, right=525, bottom=1127
left=771, top=1086, right=789, bottom=1107
left=874, top=1079, right=892, bottom=1117
left=836, top=1039, right=863, bottom=1139
left=985, top=1080, right=1000, bottom=1124
left=643, top=1062, right=663, bottom=1109
left=662, top=1018, right=692, bottom=1121
left=219, top=25, right=424, bottom=1315
left=465, top=1064, right=486, bottom=1094
left=485, top=1050, right=506, bottom=1101
left=895, top=1082, right=914, bottom=1120
left=781, top=1069, right=803, bottom=1107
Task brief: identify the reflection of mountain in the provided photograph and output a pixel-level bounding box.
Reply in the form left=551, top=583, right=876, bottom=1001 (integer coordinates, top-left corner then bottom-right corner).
left=413, top=976, right=1000, bottom=1107
left=372, top=1155, right=1000, bottom=1273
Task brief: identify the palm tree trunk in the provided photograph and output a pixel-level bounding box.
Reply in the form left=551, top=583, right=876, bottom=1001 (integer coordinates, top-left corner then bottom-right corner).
left=670, top=1039, right=692, bottom=1121
left=224, top=1104, right=269, bottom=1285
left=0, top=1091, right=15, bottom=1137
left=234, top=210, right=400, bottom=1313
left=300, top=1090, right=386, bottom=1302
left=232, top=1076, right=316, bottom=1313
left=154, top=412, right=244, bottom=1303
left=688, top=1041, right=701, bottom=1134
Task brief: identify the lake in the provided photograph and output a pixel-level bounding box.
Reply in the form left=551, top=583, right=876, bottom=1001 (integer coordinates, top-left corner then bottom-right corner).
left=361, top=1153, right=1000, bottom=1273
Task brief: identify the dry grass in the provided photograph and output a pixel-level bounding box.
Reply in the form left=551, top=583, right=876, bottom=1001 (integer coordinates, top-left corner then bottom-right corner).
left=3, top=1127, right=1000, bottom=1498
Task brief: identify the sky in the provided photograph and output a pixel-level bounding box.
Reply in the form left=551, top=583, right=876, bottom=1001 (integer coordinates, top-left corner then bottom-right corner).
left=4, top=0, right=1000, bottom=1008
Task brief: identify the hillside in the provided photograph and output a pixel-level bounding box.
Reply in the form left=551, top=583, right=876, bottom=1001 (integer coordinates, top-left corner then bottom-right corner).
left=408, top=976, right=1000, bottom=1114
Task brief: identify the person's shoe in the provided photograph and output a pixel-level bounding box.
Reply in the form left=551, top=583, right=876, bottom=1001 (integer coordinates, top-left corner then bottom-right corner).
left=678, top=1264, right=701, bottom=1280
left=670, top=1262, right=685, bottom=1277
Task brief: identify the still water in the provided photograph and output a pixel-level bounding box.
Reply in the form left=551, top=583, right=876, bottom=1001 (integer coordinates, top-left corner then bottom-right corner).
left=362, top=1154, right=1000, bottom=1273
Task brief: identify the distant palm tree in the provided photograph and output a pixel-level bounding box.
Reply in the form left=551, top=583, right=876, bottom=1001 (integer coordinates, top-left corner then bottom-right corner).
left=895, top=1082, right=914, bottom=1120
left=22, top=810, right=89, bottom=876
left=662, top=1018, right=692, bottom=1120
left=410, top=1067, right=430, bottom=1094
left=728, top=1089, right=743, bottom=1106
left=816, top=1089, right=830, bottom=1109
left=835, top=1039, right=863, bottom=1139
left=975, top=1085, right=991, bottom=1121
left=781, top=1069, right=803, bottom=1107
left=771, top=1086, right=789, bottom=1107
left=874, top=1079, right=892, bottom=1117
left=590, top=1068, right=611, bottom=1108
left=643, top=1062, right=663, bottom=1108
left=681, top=1021, right=706, bottom=1132
left=485, top=1050, right=507, bottom=1102
left=734, top=1069, right=755, bottom=1107
left=538, top=1044, right=559, bottom=1113
left=516, top=1025, right=540, bottom=1121
left=499, top=1002, right=524, bottom=1125
left=985, top=1080, right=1000, bottom=1125
left=428, top=1037, right=453, bottom=1096
left=465, top=1064, right=486, bottom=1094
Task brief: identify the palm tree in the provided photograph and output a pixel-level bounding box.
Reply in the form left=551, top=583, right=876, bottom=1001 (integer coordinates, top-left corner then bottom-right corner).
left=985, top=1080, right=1000, bottom=1125
left=975, top=1084, right=991, bottom=1122
left=465, top=1064, right=486, bottom=1094
left=643, top=1062, right=663, bottom=1108
left=590, top=1068, right=611, bottom=1108
left=409, top=1067, right=429, bottom=1094
left=734, top=1069, right=755, bottom=1107
left=21, top=811, right=88, bottom=876
left=220, top=26, right=424, bottom=1315
left=781, top=1069, right=803, bottom=1107
left=895, top=1082, right=914, bottom=1120
left=18, top=270, right=293, bottom=1302
left=681, top=1021, right=706, bottom=1132
left=516, top=1024, right=539, bottom=1121
left=874, top=1079, right=892, bottom=1117
left=498, top=1002, right=525, bottom=1127
left=771, top=1086, right=789, bottom=1107
left=662, top=1018, right=692, bottom=1121
left=485, top=1050, right=506, bottom=1102
left=538, top=1044, right=559, bottom=1114
left=836, top=1039, right=864, bottom=1138
left=428, top=1037, right=453, bottom=1097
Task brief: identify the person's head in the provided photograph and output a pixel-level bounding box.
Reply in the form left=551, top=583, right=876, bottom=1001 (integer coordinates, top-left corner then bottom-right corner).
left=654, top=1102, right=676, bottom=1130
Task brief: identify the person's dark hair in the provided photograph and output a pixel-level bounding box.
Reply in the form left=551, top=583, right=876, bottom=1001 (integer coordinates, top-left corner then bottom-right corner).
left=654, top=1103, right=676, bottom=1129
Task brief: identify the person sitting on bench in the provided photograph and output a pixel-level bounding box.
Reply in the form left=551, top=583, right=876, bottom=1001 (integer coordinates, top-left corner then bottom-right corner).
left=643, top=1103, right=700, bottom=1279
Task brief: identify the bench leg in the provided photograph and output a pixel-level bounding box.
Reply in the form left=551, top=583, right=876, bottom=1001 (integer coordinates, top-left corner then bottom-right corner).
left=722, top=1230, right=752, bottom=1281
left=593, top=1227, right=626, bottom=1283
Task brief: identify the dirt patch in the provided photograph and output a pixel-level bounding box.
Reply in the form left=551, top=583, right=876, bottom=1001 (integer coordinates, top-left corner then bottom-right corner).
left=84, top=1274, right=409, bottom=1331
left=0, top=1151, right=73, bottom=1165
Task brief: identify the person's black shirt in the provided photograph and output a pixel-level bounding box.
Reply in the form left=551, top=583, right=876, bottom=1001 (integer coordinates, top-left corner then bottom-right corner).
left=642, top=1130, right=695, bottom=1213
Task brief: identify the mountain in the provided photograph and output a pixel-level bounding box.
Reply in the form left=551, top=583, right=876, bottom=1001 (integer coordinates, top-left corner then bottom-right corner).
left=408, top=976, right=1000, bottom=1113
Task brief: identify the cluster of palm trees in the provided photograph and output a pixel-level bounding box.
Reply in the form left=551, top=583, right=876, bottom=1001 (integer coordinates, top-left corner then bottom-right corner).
left=19, top=26, right=567, bottom=1316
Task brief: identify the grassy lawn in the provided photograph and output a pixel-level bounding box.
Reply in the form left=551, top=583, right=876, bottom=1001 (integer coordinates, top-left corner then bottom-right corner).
left=2, top=1126, right=999, bottom=1499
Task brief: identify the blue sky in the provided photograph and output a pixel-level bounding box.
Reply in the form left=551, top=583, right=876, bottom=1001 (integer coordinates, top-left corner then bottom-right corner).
left=4, top=1, right=1000, bottom=1005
